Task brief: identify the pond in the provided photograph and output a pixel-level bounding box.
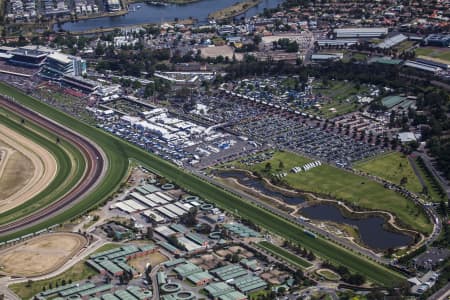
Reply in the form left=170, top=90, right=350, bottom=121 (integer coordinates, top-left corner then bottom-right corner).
left=218, top=169, right=305, bottom=205
left=301, top=204, right=413, bottom=250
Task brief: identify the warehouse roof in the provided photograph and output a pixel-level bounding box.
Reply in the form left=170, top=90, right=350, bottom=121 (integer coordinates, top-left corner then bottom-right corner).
left=219, top=291, right=247, bottom=300
left=187, top=271, right=214, bottom=283
left=205, top=282, right=236, bottom=297
left=174, top=262, right=203, bottom=277
left=211, top=264, right=248, bottom=281
left=233, top=275, right=267, bottom=293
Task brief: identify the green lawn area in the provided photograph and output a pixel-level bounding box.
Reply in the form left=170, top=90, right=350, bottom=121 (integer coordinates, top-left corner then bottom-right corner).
left=414, top=158, right=446, bottom=202
left=415, top=47, right=450, bottom=63
left=316, top=268, right=341, bottom=281
left=354, top=152, right=423, bottom=194
left=394, top=40, right=416, bottom=52
left=310, top=80, right=367, bottom=118
left=0, top=83, right=406, bottom=287
left=258, top=241, right=312, bottom=269
left=238, top=151, right=431, bottom=234
left=0, top=109, right=85, bottom=226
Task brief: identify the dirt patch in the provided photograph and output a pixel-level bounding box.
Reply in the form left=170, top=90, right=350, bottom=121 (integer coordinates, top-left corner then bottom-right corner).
left=128, top=251, right=168, bottom=273
left=0, top=124, right=58, bottom=213
left=200, top=46, right=243, bottom=61
left=0, top=233, right=87, bottom=277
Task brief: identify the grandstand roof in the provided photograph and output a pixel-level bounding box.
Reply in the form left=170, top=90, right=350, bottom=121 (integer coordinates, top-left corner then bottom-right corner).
left=47, top=52, right=72, bottom=64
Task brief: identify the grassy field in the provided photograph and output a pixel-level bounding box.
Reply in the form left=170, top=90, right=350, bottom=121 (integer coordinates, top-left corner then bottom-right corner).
left=394, top=40, right=416, bottom=52
left=415, top=47, right=450, bottom=63
left=316, top=268, right=341, bottom=281
left=0, top=83, right=405, bottom=287
left=209, top=0, right=260, bottom=20
left=310, top=80, right=367, bottom=118
left=354, top=152, right=423, bottom=194
left=235, top=151, right=431, bottom=234
left=414, top=158, right=446, bottom=202
left=0, top=110, right=85, bottom=226
left=258, top=241, right=312, bottom=269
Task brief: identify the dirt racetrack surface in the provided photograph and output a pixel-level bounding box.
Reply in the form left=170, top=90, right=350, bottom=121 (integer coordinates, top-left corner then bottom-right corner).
left=0, top=232, right=87, bottom=277
left=0, top=124, right=57, bottom=214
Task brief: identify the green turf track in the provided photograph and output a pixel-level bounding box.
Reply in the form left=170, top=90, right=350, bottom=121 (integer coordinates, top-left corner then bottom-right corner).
left=0, top=112, right=85, bottom=225
left=258, top=241, right=312, bottom=269
left=0, top=83, right=405, bottom=287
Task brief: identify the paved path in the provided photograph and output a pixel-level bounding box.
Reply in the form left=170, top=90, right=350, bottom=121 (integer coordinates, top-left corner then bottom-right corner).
left=428, top=282, right=450, bottom=300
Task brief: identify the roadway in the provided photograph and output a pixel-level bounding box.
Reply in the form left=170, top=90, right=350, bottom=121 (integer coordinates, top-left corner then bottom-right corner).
left=0, top=97, right=107, bottom=236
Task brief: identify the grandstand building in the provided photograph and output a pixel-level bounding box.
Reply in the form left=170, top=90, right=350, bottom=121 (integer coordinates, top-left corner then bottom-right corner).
left=8, top=48, right=48, bottom=68
left=61, top=74, right=100, bottom=93
left=40, top=53, right=87, bottom=80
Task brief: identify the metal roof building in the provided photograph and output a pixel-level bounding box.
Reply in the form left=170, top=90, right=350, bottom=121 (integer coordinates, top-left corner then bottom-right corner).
left=211, top=264, right=248, bottom=281
left=376, top=34, right=408, bottom=49
left=205, top=282, right=236, bottom=298
left=187, top=271, right=214, bottom=286
left=174, top=262, right=203, bottom=277
left=334, top=27, right=388, bottom=38
left=233, top=275, right=267, bottom=293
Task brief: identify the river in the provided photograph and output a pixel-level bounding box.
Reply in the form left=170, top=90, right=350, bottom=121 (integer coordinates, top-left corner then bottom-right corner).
left=59, top=0, right=283, bottom=32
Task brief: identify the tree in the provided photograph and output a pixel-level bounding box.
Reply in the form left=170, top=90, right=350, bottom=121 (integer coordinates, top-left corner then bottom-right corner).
left=278, top=160, right=284, bottom=170
left=400, top=176, right=408, bottom=186
left=26, top=280, right=33, bottom=287
left=265, top=162, right=272, bottom=172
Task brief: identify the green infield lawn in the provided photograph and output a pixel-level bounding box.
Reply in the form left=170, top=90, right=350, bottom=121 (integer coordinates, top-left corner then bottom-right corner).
left=0, top=110, right=85, bottom=226
left=309, top=80, right=368, bottom=118
left=258, top=241, right=312, bottom=269
left=0, top=83, right=405, bottom=287
left=354, top=152, right=423, bottom=194
left=236, top=151, right=431, bottom=234
left=415, top=47, right=450, bottom=63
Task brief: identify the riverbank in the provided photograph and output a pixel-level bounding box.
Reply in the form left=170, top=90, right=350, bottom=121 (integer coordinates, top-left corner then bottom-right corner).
left=67, top=17, right=196, bottom=35
left=209, top=0, right=261, bottom=20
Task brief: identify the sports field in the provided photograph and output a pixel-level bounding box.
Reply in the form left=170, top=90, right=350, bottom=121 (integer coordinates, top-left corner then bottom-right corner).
left=236, top=151, right=431, bottom=234
left=354, top=152, right=422, bottom=194
left=0, top=83, right=405, bottom=287
left=258, top=241, right=312, bottom=269
left=0, top=233, right=87, bottom=277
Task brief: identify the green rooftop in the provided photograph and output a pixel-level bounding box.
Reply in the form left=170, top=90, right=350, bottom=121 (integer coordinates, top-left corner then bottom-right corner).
left=211, top=264, right=248, bottom=281
left=205, top=282, right=236, bottom=297
left=174, top=262, right=203, bottom=277
left=187, top=271, right=214, bottom=284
